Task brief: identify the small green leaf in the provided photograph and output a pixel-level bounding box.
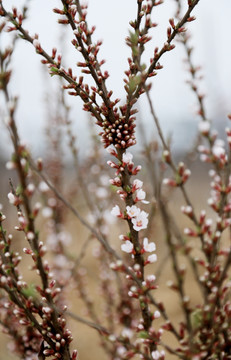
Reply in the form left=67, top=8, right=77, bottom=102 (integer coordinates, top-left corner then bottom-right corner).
left=16, top=185, right=23, bottom=196
left=125, top=185, right=131, bottom=193
left=21, top=284, right=37, bottom=299
left=191, top=309, right=202, bottom=330
left=129, top=31, right=139, bottom=46
left=50, top=67, right=59, bottom=77
left=128, top=75, right=141, bottom=94
left=137, top=331, right=149, bottom=339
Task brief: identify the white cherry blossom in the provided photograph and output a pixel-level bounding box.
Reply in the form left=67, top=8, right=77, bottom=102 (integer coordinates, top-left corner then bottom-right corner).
left=111, top=205, right=122, bottom=217
left=143, top=238, right=156, bottom=252
left=122, top=152, right=133, bottom=165
left=126, top=205, right=140, bottom=218
left=121, top=240, right=134, bottom=253
left=147, top=254, right=157, bottom=263
left=135, top=189, right=149, bottom=204
left=133, top=179, right=143, bottom=190
left=131, top=210, right=148, bottom=231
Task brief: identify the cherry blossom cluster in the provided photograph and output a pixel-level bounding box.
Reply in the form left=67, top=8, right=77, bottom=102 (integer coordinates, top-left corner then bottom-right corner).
left=72, top=243, right=166, bottom=360
left=109, top=150, right=157, bottom=263
left=198, top=119, right=231, bottom=168
left=104, top=263, right=166, bottom=360
left=107, top=149, right=166, bottom=357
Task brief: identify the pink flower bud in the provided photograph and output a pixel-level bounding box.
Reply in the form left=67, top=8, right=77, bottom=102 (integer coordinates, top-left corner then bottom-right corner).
left=72, top=350, right=78, bottom=360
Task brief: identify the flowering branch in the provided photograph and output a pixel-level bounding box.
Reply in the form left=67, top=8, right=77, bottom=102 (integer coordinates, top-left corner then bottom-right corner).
left=1, top=0, right=231, bottom=359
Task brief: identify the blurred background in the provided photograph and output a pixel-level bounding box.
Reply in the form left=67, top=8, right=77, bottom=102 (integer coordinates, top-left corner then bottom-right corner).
left=0, top=0, right=231, bottom=359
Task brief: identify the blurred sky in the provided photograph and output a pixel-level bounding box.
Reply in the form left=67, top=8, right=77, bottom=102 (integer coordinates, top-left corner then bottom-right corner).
left=1, top=0, right=231, bottom=157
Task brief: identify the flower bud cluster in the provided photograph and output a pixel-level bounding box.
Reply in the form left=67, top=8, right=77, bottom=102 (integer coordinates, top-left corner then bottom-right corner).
left=0, top=297, right=43, bottom=359
left=162, top=161, right=191, bottom=187
left=198, top=123, right=231, bottom=169
left=99, top=114, right=137, bottom=149
left=54, top=1, right=139, bottom=150
left=109, top=151, right=153, bottom=248
left=4, top=151, right=75, bottom=359
left=179, top=148, right=231, bottom=356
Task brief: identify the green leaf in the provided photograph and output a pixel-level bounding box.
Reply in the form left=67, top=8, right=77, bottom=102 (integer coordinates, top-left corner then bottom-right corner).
left=128, top=75, right=141, bottom=94
left=190, top=309, right=202, bottom=330
left=129, top=31, right=139, bottom=46
left=21, top=284, right=37, bottom=299
left=137, top=331, right=149, bottom=339
left=16, top=185, right=23, bottom=196
left=50, top=67, right=60, bottom=77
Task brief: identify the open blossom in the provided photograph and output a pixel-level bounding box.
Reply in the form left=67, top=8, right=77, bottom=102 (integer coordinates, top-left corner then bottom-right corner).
left=147, top=254, right=157, bottom=263
left=135, top=189, right=149, bottom=204
left=122, top=152, right=133, bottom=165
left=133, top=179, right=143, bottom=190
left=136, top=189, right=145, bottom=200
left=152, top=350, right=165, bottom=359
left=143, top=238, right=156, bottom=252
left=121, top=240, right=134, bottom=253
left=111, top=205, right=122, bottom=217
left=126, top=205, right=140, bottom=218
left=131, top=210, right=148, bottom=231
